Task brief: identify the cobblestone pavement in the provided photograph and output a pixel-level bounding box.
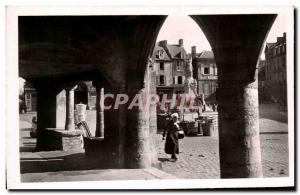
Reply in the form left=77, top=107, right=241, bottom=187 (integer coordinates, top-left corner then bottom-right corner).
left=157, top=135, right=220, bottom=179
left=19, top=104, right=290, bottom=179
left=156, top=133, right=289, bottom=179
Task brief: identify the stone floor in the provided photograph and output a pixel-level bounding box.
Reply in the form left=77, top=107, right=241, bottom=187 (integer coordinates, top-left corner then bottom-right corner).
left=19, top=103, right=290, bottom=182
left=156, top=133, right=289, bottom=179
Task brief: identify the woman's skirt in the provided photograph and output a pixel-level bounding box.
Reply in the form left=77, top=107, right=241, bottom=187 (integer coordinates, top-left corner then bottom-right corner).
left=165, top=133, right=179, bottom=154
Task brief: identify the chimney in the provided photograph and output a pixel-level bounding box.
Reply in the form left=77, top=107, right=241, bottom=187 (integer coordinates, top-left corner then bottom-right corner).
left=179, top=39, right=183, bottom=47
left=159, top=40, right=168, bottom=47
left=191, top=46, right=196, bottom=59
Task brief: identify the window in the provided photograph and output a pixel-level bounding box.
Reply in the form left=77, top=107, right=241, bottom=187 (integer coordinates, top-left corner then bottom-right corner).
left=203, top=83, right=210, bottom=94
left=212, top=83, right=217, bottom=94
left=159, top=62, right=164, bottom=70
left=159, top=75, right=165, bottom=85
left=204, top=67, right=210, bottom=75
left=156, top=50, right=164, bottom=59
left=176, top=61, right=183, bottom=71
left=178, top=76, right=183, bottom=84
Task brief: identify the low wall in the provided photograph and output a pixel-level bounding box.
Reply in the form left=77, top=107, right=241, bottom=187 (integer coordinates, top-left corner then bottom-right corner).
left=43, top=128, right=84, bottom=151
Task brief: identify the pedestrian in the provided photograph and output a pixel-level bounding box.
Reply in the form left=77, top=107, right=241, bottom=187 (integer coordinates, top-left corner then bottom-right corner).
left=162, top=113, right=180, bottom=162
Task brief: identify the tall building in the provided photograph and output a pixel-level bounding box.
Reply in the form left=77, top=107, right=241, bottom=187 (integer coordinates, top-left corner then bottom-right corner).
left=191, top=47, right=218, bottom=104
left=151, top=39, right=189, bottom=96
left=257, top=59, right=267, bottom=103
left=264, top=32, right=287, bottom=110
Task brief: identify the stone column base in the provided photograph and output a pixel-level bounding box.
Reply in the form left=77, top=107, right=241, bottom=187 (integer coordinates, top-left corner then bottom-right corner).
left=42, top=128, right=85, bottom=151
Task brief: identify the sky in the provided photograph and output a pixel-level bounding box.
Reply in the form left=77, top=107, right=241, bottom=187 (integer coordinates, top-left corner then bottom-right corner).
left=156, top=14, right=286, bottom=60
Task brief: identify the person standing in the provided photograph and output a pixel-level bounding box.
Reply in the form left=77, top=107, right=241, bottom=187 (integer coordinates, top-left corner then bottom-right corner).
left=162, top=113, right=180, bottom=162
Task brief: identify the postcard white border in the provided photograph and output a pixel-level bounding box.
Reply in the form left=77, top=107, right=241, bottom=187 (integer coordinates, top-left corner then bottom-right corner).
left=6, top=6, right=295, bottom=189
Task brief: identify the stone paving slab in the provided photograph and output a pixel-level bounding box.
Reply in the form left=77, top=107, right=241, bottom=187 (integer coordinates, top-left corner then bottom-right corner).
left=157, top=133, right=289, bottom=179
left=21, top=168, right=177, bottom=183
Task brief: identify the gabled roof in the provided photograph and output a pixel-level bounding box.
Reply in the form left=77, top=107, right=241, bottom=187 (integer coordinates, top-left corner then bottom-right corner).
left=265, top=33, right=286, bottom=53
left=266, top=42, right=276, bottom=49
left=166, top=44, right=187, bottom=59
left=198, top=50, right=214, bottom=59
left=152, top=43, right=171, bottom=60
left=152, top=41, right=188, bottom=60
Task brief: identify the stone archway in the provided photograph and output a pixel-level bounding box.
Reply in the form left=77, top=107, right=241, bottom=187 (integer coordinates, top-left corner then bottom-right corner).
left=140, top=15, right=277, bottom=177
left=18, top=15, right=277, bottom=178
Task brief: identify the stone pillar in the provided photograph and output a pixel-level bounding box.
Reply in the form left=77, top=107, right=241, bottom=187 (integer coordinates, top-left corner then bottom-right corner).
left=190, top=14, right=276, bottom=178
left=218, top=76, right=262, bottom=178
left=125, top=84, right=151, bottom=168
left=36, top=88, right=57, bottom=151
left=103, top=85, right=125, bottom=168
left=95, top=86, right=105, bottom=137
left=149, top=70, right=159, bottom=167
left=65, top=86, right=76, bottom=130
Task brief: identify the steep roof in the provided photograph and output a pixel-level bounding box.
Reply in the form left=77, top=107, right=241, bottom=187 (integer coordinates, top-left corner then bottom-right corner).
left=152, top=41, right=188, bottom=60
left=151, top=43, right=171, bottom=60
left=198, top=50, right=214, bottom=59
left=265, top=33, right=286, bottom=53
left=266, top=42, right=276, bottom=49
left=166, top=44, right=187, bottom=59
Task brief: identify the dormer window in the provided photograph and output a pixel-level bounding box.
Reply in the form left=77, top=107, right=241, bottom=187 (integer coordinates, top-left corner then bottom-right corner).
left=156, top=50, right=164, bottom=59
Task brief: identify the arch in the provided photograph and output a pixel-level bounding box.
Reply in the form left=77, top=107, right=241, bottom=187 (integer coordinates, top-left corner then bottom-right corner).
left=141, top=14, right=277, bottom=177
left=18, top=15, right=279, bottom=176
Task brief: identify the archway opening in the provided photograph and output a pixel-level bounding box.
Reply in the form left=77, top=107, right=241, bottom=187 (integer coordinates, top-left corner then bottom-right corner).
left=151, top=15, right=220, bottom=178
left=149, top=14, right=283, bottom=179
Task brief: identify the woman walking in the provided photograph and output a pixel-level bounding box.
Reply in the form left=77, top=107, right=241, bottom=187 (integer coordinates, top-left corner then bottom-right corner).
left=162, top=113, right=180, bottom=162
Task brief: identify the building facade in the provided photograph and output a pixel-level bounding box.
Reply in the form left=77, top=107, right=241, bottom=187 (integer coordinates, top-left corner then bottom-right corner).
left=191, top=47, right=218, bottom=104
left=151, top=39, right=189, bottom=96
left=257, top=59, right=267, bottom=103
left=23, top=81, right=37, bottom=112
left=264, top=33, right=287, bottom=110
